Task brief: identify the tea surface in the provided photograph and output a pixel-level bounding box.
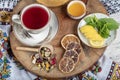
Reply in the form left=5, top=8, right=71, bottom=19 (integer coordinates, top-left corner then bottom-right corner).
left=22, top=7, right=49, bottom=29
left=68, top=2, right=85, bottom=17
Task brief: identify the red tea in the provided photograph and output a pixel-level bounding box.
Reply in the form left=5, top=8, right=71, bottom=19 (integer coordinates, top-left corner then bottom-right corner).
left=22, top=6, right=49, bottom=29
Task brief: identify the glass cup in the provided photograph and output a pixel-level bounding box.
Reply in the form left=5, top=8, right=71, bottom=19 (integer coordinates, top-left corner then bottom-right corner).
left=12, top=4, right=51, bottom=34
left=67, top=0, right=86, bottom=19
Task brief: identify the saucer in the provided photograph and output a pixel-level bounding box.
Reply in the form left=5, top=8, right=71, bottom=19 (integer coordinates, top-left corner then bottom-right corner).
left=13, top=10, right=59, bottom=46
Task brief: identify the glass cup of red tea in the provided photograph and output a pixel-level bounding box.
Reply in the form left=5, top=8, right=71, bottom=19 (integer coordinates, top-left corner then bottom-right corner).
left=12, top=4, right=51, bottom=34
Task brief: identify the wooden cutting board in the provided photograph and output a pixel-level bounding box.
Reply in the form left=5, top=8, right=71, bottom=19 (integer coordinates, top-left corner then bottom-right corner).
left=10, top=0, right=107, bottom=79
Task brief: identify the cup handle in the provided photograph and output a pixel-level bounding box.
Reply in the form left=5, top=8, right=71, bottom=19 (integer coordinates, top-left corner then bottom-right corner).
left=12, top=14, right=21, bottom=24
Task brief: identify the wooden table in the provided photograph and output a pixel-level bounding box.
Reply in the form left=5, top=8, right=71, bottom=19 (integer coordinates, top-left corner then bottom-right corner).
left=10, top=0, right=107, bottom=79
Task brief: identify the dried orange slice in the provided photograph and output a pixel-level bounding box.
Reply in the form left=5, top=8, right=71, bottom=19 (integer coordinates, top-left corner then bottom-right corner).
left=59, top=57, right=75, bottom=73
left=61, top=34, right=80, bottom=49
left=66, top=42, right=81, bottom=54
left=64, top=50, right=79, bottom=64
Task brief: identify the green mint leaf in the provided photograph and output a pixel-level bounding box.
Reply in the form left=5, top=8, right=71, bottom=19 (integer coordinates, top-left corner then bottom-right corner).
left=99, top=18, right=119, bottom=30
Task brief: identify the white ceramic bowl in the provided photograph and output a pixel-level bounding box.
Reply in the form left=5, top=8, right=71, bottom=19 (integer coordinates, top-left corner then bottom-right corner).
left=77, top=13, right=117, bottom=48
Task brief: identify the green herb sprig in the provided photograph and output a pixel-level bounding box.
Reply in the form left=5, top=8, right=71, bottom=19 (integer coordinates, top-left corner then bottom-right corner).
left=84, top=16, right=119, bottom=38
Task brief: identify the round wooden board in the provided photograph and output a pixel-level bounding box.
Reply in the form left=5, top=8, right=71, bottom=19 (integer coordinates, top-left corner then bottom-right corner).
left=10, top=0, right=107, bottom=78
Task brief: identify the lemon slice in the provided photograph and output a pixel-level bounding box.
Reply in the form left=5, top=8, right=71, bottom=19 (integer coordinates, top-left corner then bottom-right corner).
left=89, top=40, right=104, bottom=48
left=80, top=25, right=104, bottom=41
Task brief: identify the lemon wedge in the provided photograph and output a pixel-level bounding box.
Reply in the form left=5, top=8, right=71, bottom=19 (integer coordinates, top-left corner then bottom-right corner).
left=89, top=40, right=104, bottom=48
left=80, top=25, right=104, bottom=41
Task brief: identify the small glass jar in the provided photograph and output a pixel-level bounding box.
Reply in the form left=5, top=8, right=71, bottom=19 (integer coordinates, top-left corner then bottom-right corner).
left=67, top=0, right=86, bottom=19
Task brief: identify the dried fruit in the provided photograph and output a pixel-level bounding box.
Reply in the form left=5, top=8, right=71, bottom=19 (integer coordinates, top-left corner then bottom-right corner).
left=31, top=44, right=56, bottom=72
left=50, top=57, right=56, bottom=65
left=40, top=47, right=52, bottom=58
left=64, top=50, right=79, bottom=64
left=61, top=34, right=80, bottom=49
left=36, top=58, right=43, bottom=63
left=45, top=61, right=50, bottom=68
left=66, top=42, right=81, bottom=54
left=41, top=62, right=45, bottom=68
left=59, top=57, right=75, bottom=73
